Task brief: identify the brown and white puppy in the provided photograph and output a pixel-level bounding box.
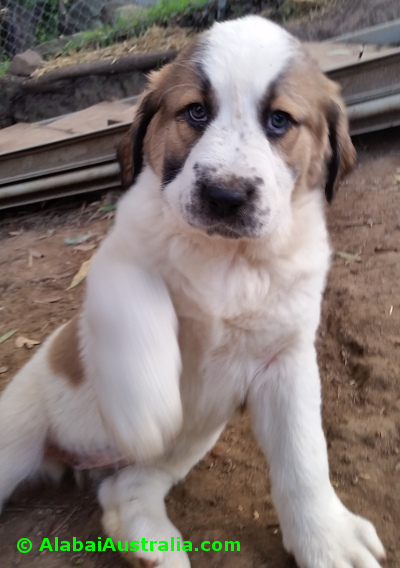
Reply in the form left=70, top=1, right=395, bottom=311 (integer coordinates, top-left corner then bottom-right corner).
left=0, top=16, right=385, bottom=568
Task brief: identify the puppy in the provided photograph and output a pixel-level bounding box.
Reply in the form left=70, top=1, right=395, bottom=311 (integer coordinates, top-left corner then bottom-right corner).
left=0, top=16, right=385, bottom=568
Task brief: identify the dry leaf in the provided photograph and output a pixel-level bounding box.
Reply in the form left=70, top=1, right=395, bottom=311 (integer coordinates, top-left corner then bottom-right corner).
left=67, top=257, right=94, bottom=290
left=37, top=229, right=55, bottom=240
left=64, top=233, right=93, bottom=246
left=358, top=473, right=371, bottom=480
left=0, top=329, right=19, bottom=344
left=0, top=366, right=9, bottom=374
left=73, top=244, right=96, bottom=252
left=29, top=249, right=44, bottom=259
left=337, top=251, right=362, bottom=263
left=34, top=296, right=62, bottom=304
left=15, top=336, right=41, bottom=349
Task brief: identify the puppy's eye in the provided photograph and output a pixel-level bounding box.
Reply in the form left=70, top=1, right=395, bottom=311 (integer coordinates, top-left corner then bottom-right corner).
left=185, top=103, right=209, bottom=127
left=266, top=110, right=292, bottom=136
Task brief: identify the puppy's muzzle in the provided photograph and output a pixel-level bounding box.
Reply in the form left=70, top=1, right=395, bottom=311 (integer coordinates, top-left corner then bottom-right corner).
left=201, top=183, right=246, bottom=219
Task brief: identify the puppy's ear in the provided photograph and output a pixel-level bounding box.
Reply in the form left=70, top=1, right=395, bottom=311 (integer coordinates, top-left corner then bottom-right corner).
left=324, top=79, right=356, bottom=203
left=117, top=66, right=170, bottom=190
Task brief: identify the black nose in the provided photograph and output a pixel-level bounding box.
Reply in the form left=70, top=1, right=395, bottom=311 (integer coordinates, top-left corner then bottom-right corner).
left=203, top=184, right=246, bottom=218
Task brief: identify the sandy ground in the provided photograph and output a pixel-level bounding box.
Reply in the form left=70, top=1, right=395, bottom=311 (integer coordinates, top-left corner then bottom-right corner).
left=0, top=126, right=399, bottom=567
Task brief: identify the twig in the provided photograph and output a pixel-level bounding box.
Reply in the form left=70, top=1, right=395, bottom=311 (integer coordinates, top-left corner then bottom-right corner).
left=50, top=506, right=79, bottom=535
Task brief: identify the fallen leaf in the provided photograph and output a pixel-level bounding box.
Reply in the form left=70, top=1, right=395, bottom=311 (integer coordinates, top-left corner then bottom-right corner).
left=8, top=231, right=22, bottom=237
left=358, top=473, right=371, bottom=480
left=331, top=480, right=339, bottom=488
left=73, top=244, right=96, bottom=252
left=31, top=271, right=73, bottom=283
left=29, top=249, right=44, bottom=259
left=15, top=336, right=41, bottom=349
left=0, top=329, right=19, bottom=344
left=37, top=229, right=55, bottom=240
left=67, top=257, right=94, bottom=290
left=64, top=233, right=93, bottom=246
left=253, top=510, right=260, bottom=520
left=337, top=251, right=361, bottom=263
left=99, top=204, right=117, bottom=212
left=28, top=249, right=44, bottom=268
left=33, top=296, right=62, bottom=304
left=0, top=366, right=9, bottom=374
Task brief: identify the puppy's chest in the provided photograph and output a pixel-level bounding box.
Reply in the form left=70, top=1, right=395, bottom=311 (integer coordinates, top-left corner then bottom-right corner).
left=173, top=265, right=303, bottom=370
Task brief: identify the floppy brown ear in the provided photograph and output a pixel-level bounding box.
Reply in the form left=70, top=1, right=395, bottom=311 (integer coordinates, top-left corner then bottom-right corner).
left=324, top=79, right=356, bottom=202
left=116, top=66, right=171, bottom=190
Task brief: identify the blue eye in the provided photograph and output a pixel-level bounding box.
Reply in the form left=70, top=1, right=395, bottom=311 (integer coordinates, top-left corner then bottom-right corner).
left=266, top=110, right=292, bottom=136
left=185, top=103, right=209, bottom=127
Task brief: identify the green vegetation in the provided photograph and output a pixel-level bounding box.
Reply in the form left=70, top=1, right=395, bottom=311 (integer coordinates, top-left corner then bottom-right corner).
left=61, top=0, right=210, bottom=55
left=147, top=0, right=210, bottom=21
left=0, top=59, right=10, bottom=78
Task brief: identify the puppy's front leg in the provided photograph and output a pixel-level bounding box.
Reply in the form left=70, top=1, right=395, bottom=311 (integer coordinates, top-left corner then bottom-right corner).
left=248, top=344, right=385, bottom=568
left=82, top=245, right=182, bottom=462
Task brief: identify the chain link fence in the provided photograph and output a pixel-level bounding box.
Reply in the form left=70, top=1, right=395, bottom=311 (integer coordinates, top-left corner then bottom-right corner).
left=0, top=0, right=165, bottom=61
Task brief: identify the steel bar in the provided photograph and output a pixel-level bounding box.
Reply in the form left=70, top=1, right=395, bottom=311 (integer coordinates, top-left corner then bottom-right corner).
left=332, top=19, right=400, bottom=46
left=0, top=162, right=120, bottom=199
left=0, top=123, right=130, bottom=185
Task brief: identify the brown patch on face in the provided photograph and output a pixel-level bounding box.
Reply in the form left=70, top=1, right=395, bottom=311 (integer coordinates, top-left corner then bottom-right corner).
left=264, top=53, right=355, bottom=201
left=117, top=37, right=214, bottom=189
left=48, top=316, right=84, bottom=386
left=144, top=40, right=214, bottom=184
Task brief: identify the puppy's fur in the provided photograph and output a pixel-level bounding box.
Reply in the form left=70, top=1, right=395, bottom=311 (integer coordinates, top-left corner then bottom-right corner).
left=0, top=16, right=385, bottom=568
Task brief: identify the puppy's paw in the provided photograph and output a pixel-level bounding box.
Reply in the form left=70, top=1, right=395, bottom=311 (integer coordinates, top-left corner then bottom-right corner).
left=285, top=502, right=385, bottom=568
left=133, top=548, right=190, bottom=568
left=102, top=507, right=190, bottom=568
left=99, top=469, right=190, bottom=568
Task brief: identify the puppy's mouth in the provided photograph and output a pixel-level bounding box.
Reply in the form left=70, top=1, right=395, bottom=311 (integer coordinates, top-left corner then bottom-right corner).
left=206, top=225, right=245, bottom=239
left=186, top=213, right=267, bottom=239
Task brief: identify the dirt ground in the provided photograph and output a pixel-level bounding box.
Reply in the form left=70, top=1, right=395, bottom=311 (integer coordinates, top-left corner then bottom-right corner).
left=0, top=123, right=399, bottom=567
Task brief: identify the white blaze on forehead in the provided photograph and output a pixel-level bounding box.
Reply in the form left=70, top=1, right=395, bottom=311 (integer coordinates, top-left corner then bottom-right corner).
left=199, top=16, right=298, bottom=109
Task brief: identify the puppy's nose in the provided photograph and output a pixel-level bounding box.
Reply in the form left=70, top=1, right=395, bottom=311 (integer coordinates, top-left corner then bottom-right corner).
left=203, top=184, right=245, bottom=218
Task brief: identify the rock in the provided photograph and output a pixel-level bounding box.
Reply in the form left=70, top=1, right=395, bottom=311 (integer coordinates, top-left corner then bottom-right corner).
left=7, top=50, right=44, bottom=77
left=101, top=3, right=144, bottom=27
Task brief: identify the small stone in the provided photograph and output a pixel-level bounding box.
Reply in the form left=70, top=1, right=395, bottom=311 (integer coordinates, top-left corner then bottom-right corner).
left=0, top=366, right=8, bottom=374
left=210, top=443, right=225, bottom=458
left=253, top=510, right=260, bottom=520
left=8, top=50, right=44, bottom=77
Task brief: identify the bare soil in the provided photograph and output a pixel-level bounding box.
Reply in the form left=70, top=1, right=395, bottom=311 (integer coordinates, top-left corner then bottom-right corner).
left=0, top=126, right=399, bottom=567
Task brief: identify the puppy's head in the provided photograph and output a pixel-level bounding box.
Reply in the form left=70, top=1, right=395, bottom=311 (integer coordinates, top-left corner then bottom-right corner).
left=118, top=16, right=355, bottom=240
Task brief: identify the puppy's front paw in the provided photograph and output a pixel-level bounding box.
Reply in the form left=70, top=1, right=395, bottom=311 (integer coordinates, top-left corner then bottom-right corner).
left=99, top=469, right=190, bottom=568
left=286, top=502, right=385, bottom=568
